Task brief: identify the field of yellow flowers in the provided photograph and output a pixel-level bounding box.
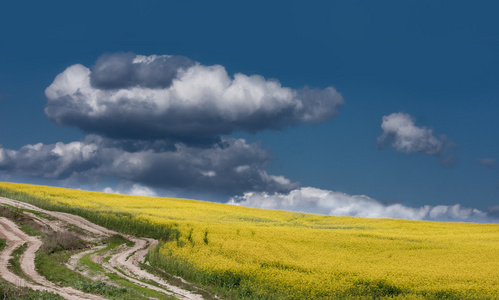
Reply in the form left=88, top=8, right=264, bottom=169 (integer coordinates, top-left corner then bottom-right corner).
left=0, top=182, right=498, bottom=299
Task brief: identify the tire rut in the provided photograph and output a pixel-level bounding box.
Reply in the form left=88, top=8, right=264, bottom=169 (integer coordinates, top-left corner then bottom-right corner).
left=103, top=236, right=204, bottom=300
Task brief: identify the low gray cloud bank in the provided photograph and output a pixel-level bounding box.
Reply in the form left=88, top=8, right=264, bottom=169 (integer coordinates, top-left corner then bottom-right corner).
left=378, top=112, right=455, bottom=165
left=229, top=187, right=497, bottom=223
left=45, top=53, right=344, bottom=141
left=0, top=136, right=297, bottom=195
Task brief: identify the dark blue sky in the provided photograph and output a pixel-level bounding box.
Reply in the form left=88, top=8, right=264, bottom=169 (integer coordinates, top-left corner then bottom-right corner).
left=1, top=1, right=498, bottom=221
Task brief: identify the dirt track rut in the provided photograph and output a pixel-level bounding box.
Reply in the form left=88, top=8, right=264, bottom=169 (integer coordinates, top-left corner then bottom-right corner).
left=0, top=217, right=104, bottom=300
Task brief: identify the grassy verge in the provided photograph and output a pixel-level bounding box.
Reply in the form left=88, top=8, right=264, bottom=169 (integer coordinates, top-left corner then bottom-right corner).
left=0, top=279, right=64, bottom=300
left=142, top=259, right=220, bottom=300
left=147, top=243, right=260, bottom=300
left=77, top=249, right=175, bottom=300
left=35, top=250, right=153, bottom=299
left=105, top=234, right=135, bottom=247
left=0, top=187, right=179, bottom=240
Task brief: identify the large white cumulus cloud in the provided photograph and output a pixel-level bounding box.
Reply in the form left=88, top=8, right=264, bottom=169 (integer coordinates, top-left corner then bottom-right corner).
left=44, top=53, right=344, bottom=140
left=229, top=187, right=495, bottom=223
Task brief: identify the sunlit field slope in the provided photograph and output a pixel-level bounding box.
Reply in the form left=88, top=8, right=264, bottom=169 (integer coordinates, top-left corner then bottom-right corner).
left=0, top=182, right=498, bottom=299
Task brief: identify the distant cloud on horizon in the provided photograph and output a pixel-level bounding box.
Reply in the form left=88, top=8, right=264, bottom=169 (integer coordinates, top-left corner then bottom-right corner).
left=378, top=112, right=455, bottom=165
left=103, top=183, right=158, bottom=197
left=229, top=187, right=498, bottom=223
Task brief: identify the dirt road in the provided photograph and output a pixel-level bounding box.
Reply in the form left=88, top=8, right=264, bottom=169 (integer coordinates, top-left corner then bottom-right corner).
left=0, top=196, right=210, bottom=300
left=0, top=217, right=105, bottom=300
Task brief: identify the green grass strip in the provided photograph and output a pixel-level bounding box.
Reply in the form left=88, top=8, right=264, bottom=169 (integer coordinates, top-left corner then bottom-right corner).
left=0, top=278, right=64, bottom=300
left=75, top=242, right=175, bottom=299
left=81, top=253, right=174, bottom=299
left=36, top=250, right=156, bottom=300
left=8, top=243, right=29, bottom=280
left=0, top=187, right=180, bottom=241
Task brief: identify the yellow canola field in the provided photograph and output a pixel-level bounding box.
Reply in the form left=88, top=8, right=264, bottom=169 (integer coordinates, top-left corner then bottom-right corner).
left=1, top=182, right=498, bottom=299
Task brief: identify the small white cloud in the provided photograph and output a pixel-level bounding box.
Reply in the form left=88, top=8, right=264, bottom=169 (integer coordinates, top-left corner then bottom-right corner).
left=201, top=171, right=216, bottom=177
left=378, top=113, right=442, bottom=155
left=128, top=184, right=157, bottom=197
left=235, top=165, right=250, bottom=173
left=103, top=187, right=119, bottom=194
left=229, top=187, right=495, bottom=223
left=378, top=112, right=455, bottom=164
left=102, top=184, right=157, bottom=197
